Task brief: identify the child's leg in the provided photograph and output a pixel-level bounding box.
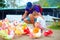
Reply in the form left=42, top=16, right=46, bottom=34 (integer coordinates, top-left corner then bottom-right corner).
left=34, top=22, right=46, bottom=33
left=29, top=14, right=37, bottom=27
left=24, top=17, right=31, bottom=24
left=29, top=14, right=35, bottom=24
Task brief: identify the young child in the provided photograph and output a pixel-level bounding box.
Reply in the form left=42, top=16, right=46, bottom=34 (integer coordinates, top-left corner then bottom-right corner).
left=34, top=16, right=46, bottom=33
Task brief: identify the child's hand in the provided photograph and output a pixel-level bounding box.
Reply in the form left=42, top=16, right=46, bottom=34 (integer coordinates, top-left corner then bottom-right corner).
left=22, top=16, right=25, bottom=20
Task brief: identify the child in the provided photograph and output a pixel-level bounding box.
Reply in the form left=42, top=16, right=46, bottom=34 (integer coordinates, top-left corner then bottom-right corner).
left=34, top=16, right=46, bottom=33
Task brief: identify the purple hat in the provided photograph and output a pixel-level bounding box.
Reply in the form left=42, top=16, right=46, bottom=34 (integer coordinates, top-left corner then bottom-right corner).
left=26, top=2, right=32, bottom=9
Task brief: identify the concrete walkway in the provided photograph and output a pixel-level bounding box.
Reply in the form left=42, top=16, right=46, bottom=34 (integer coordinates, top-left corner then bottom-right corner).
left=13, top=30, right=60, bottom=40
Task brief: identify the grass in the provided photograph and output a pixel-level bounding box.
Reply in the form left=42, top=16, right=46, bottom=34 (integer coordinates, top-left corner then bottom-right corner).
left=48, top=22, right=60, bottom=30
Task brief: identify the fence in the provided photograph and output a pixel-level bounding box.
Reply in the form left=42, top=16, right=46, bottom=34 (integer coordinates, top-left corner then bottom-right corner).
left=0, top=8, right=60, bottom=20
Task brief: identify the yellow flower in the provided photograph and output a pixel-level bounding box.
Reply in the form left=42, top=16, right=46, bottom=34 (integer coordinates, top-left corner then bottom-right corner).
left=15, top=29, right=22, bottom=36
left=33, top=27, right=40, bottom=33
left=22, top=26, right=27, bottom=30
left=0, top=21, right=2, bottom=27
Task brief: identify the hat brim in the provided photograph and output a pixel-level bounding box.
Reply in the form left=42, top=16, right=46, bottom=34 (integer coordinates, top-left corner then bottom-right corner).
left=27, top=6, right=32, bottom=9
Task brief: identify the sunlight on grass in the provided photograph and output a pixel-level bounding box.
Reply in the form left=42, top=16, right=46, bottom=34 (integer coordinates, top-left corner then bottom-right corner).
left=48, top=22, right=60, bottom=30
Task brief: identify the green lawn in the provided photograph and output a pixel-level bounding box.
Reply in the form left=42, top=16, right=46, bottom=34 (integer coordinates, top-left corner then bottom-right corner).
left=48, top=22, right=60, bottom=30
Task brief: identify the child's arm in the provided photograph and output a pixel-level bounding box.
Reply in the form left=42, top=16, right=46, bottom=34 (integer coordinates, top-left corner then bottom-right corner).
left=22, top=11, right=28, bottom=19
left=38, top=12, right=44, bottom=19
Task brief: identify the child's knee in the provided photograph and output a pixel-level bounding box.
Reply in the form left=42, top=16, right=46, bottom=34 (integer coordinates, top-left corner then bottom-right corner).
left=29, top=14, right=34, bottom=18
left=24, top=19, right=27, bottom=22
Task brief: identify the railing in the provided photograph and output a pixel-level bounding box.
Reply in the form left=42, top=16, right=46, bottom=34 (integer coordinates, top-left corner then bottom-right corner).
left=0, top=8, right=60, bottom=20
